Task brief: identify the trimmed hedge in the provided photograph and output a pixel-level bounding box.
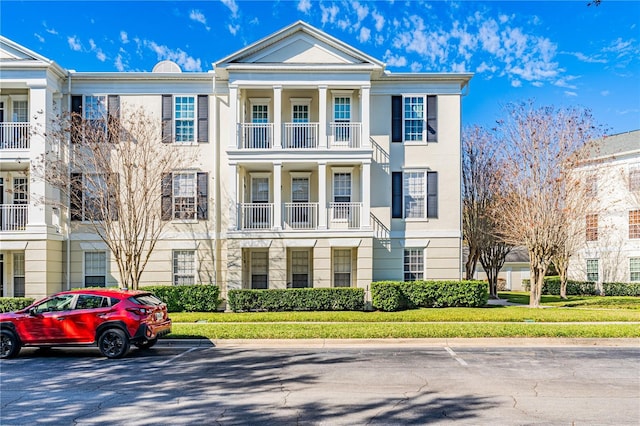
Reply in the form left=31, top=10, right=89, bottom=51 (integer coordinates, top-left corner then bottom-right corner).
left=141, top=285, right=222, bottom=312
left=0, top=297, right=35, bottom=313
left=603, top=282, right=640, bottom=297
left=523, top=277, right=598, bottom=296
left=371, top=280, right=488, bottom=312
left=227, top=288, right=365, bottom=312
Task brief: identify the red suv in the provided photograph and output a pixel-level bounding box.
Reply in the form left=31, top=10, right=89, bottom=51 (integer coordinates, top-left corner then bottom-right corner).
left=0, top=289, right=171, bottom=359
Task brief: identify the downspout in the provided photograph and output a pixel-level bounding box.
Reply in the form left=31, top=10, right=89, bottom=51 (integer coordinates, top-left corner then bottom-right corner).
left=65, top=72, right=72, bottom=290
left=459, top=78, right=470, bottom=281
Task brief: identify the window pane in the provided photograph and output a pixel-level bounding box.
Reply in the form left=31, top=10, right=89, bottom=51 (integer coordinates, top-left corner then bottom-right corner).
left=404, top=172, right=425, bottom=218
left=292, top=178, right=309, bottom=202
left=251, top=251, right=269, bottom=289
left=629, top=170, right=640, bottom=192
left=13, top=100, right=28, bottom=122
left=586, top=214, right=598, bottom=241
left=404, top=248, right=424, bottom=281
left=84, top=96, right=106, bottom=120
left=173, top=250, right=195, bottom=285
left=252, top=177, right=269, bottom=202
left=334, top=249, right=351, bottom=287
left=333, top=173, right=351, bottom=201
left=630, top=258, right=640, bottom=282
left=175, top=96, right=195, bottom=142
left=334, top=97, right=351, bottom=121
left=630, top=210, right=640, bottom=239
left=173, top=173, right=196, bottom=219
left=404, top=96, right=424, bottom=141
left=586, top=259, right=598, bottom=282
left=252, top=104, right=268, bottom=123
left=85, top=252, right=106, bottom=287
left=292, top=105, right=309, bottom=123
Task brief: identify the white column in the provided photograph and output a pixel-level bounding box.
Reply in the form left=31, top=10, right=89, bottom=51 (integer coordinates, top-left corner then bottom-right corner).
left=360, top=85, right=371, bottom=147
left=229, top=85, right=238, bottom=148
left=228, top=162, right=238, bottom=231
left=318, top=162, right=327, bottom=229
left=361, top=161, right=371, bottom=229
left=273, top=85, right=282, bottom=149
left=27, top=84, right=49, bottom=231
left=273, top=162, right=282, bottom=230
left=318, top=85, right=327, bottom=149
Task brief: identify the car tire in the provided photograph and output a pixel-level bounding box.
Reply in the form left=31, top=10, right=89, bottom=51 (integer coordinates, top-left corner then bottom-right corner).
left=98, top=328, right=130, bottom=359
left=0, top=329, right=21, bottom=359
left=134, top=337, right=158, bottom=350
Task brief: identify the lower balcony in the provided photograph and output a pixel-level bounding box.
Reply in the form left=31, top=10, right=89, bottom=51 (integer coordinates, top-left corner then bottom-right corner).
left=0, top=123, right=30, bottom=150
left=237, top=202, right=364, bottom=231
left=0, top=205, right=28, bottom=231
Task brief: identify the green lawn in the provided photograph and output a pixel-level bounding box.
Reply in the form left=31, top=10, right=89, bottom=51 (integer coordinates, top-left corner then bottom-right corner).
left=167, top=293, right=640, bottom=339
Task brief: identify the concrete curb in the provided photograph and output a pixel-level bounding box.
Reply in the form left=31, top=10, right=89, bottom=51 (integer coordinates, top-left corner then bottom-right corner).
left=158, top=337, right=640, bottom=349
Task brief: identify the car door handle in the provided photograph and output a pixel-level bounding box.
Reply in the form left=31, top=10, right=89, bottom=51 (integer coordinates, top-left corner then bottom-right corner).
left=56, top=317, right=66, bottom=321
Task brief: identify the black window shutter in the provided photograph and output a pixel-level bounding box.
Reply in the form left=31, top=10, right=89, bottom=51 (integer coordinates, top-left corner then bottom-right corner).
left=427, top=171, right=438, bottom=218
left=161, top=95, right=173, bottom=143
left=391, top=96, right=402, bottom=143
left=107, top=95, right=120, bottom=143
left=161, top=173, right=173, bottom=220
left=197, top=95, right=209, bottom=143
left=427, top=96, right=437, bottom=142
left=392, top=172, right=403, bottom=218
left=70, top=173, right=83, bottom=221
left=71, top=96, right=83, bottom=144
left=197, top=172, right=208, bottom=220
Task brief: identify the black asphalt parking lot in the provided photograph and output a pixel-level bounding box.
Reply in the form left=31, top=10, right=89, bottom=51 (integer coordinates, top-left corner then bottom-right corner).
left=1, top=341, right=639, bottom=425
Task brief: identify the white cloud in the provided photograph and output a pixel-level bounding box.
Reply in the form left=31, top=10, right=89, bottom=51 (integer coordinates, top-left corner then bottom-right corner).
left=114, top=54, right=126, bottom=72
left=190, top=10, right=210, bottom=30
left=67, top=35, right=82, bottom=51
left=353, top=1, right=369, bottom=23
left=297, top=0, right=311, bottom=14
left=34, top=33, right=45, bottom=43
left=511, top=79, right=522, bottom=87
left=383, top=49, right=407, bottom=67
left=145, top=40, right=203, bottom=71
left=410, top=62, right=423, bottom=73
left=359, top=27, right=371, bottom=43
left=566, top=51, right=607, bottom=64
left=321, top=4, right=340, bottom=25
left=120, top=31, right=129, bottom=44
left=532, top=81, right=544, bottom=87
left=42, top=21, right=58, bottom=35
left=220, top=0, right=238, bottom=17
left=564, top=91, right=577, bottom=97
left=228, top=24, right=240, bottom=35
left=601, top=90, right=610, bottom=96
left=372, top=11, right=385, bottom=31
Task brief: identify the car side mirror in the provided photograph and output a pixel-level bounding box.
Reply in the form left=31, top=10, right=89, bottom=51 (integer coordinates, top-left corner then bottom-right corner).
left=29, top=308, right=39, bottom=316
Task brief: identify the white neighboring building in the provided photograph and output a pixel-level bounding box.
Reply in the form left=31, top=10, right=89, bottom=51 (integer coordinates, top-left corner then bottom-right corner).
left=568, top=130, right=640, bottom=286
left=0, top=22, right=472, bottom=300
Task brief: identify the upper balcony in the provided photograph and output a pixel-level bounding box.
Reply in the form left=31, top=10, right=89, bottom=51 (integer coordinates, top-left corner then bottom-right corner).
left=237, top=122, right=362, bottom=150
left=0, top=123, right=30, bottom=150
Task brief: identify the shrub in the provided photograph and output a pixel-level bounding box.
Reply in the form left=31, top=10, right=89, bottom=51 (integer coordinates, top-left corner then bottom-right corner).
left=603, top=282, right=640, bottom=297
left=522, top=277, right=598, bottom=296
left=0, top=297, right=35, bottom=313
left=227, top=288, right=365, bottom=312
left=371, top=280, right=488, bottom=312
left=141, top=285, right=222, bottom=312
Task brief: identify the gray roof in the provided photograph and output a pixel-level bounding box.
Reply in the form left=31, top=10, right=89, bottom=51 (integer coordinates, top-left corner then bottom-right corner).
left=462, top=245, right=530, bottom=264
left=586, top=130, right=640, bottom=159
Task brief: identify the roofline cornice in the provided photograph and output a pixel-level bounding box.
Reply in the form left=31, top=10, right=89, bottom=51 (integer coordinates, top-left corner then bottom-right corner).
left=69, top=71, right=214, bottom=82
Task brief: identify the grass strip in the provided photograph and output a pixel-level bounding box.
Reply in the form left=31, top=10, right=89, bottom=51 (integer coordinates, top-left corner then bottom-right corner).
left=170, top=323, right=640, bottom=339
left=170, top=307, right=640, bottom=324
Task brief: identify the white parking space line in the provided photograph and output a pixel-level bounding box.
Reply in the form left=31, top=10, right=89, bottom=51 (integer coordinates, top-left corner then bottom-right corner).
left=157, top=347, right=198, bottom=365
left=444, top=346, right=468, bottom=366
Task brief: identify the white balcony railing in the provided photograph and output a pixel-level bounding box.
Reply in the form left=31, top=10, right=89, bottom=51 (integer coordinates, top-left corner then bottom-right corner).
left=283, top=123, right=319, bottom=149
left=328, top=202, right=362, bottom=229
left=238, top=123, right=273, bottom=149
left=0, top=123, right=30, bottom=150
left=238, top=203, right=273, bottom=230
left=0, top=205, right=28, bottom=231
left=283, top=203, right=318, bottom=230
left=329, top=122, right=361, bottom=148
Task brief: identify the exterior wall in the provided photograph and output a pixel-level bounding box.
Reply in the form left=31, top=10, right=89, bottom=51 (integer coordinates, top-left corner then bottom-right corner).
left=473, top=264, right=531, bottom=291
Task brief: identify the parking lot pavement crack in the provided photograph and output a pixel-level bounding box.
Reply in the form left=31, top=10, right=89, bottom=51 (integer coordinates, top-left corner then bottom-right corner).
left=71, top=393, right=122, bottom=425
left=214, top=408, right=227, bottom=425
left=533, top=382, right=539, bottom=397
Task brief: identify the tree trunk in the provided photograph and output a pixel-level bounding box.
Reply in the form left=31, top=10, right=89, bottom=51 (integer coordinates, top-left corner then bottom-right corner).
left=465, top=247, right=480, bottom=280
left=529, top=262, right=547, bottom=308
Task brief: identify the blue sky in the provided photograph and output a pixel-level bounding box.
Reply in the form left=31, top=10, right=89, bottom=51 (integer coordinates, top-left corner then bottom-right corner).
left=2, top=1, right=639, bottom=135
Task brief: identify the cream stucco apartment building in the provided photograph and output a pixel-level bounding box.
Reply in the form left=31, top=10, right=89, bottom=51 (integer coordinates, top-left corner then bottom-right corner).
left=0, top=22, right=471, bottom=301
left=568, top=130, right=640, bottom=287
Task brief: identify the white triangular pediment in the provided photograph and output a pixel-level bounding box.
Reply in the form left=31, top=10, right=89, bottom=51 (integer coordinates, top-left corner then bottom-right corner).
left=216, top=21, right=384, bottom=69
left=0, top=36, right=52, bottom=63
left=244, top=35, right=357, bottom=65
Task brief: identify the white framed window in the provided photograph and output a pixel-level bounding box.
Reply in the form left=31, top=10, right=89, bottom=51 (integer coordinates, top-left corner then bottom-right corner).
left=84, top=251, right=107, bottom=287
left=403, top=96, right=424, bottom=142
left=586, top=214, right=598, bottom=241
left=12, top=177, right=28, bottom=205
left=333, top=249, right=352, bottom=287
left=586, top=259, right=599, bottom=282
left=629, top=169, right=640, bottom=192
left=333, top=172, right=352, bottom=203
left=404, top=248, right=424, bottom=281
left=333, top=96, right=351, bottom=122
left=404, top=171, right=425, bottom=219
left=291, top=250, right=310, bottom=288
left=251, top=250, right=269, bottom=289
left=173, top=250, right=196, bottom=285
left=173, top=172, right=197, bottom=220
left=12, top=100, right=28, bottom=122
left=630, top=258, right=640, bottom=282
left=84, top=95, right=107, bottom=121
left=13, top=252, right=25, bottom=297
left=291, top=101, right=310, bottom=123
left=630, top=210, right=640, bottom=239
left=174, top=96, right=196, bottom=143
left=252, top=103, right=269, bottom=124
left=396, top=95, right=437, bottom=143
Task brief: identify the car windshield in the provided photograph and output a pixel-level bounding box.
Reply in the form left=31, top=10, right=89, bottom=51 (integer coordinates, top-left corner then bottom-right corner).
left=129, top=294, right=164, bottom=306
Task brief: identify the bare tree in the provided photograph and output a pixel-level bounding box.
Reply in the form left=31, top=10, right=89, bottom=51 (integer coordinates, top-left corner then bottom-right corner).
left=38, top=106, right=197, bottom=289
left=495, top=101, right=604, bottom=307
left=479, top=240, right=512, bottom=299
left=462, top=125, right=501, bottom=280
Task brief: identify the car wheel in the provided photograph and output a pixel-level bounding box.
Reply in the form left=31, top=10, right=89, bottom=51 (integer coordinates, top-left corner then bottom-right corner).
left=98, top=328, right=130, bottom=359
left=134, top=337, right=158, bottom=350
left=0, top=329, right=21, bottom=359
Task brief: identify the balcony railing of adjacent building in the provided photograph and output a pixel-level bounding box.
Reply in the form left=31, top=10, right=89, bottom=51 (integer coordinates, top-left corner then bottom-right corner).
left=0, top=123, right=30, bottom=150
left=0, top=205, right=28, bottom=231
left=236, top=202, right=363, bottom=231
left=236, top=122, right=362, bottom=150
